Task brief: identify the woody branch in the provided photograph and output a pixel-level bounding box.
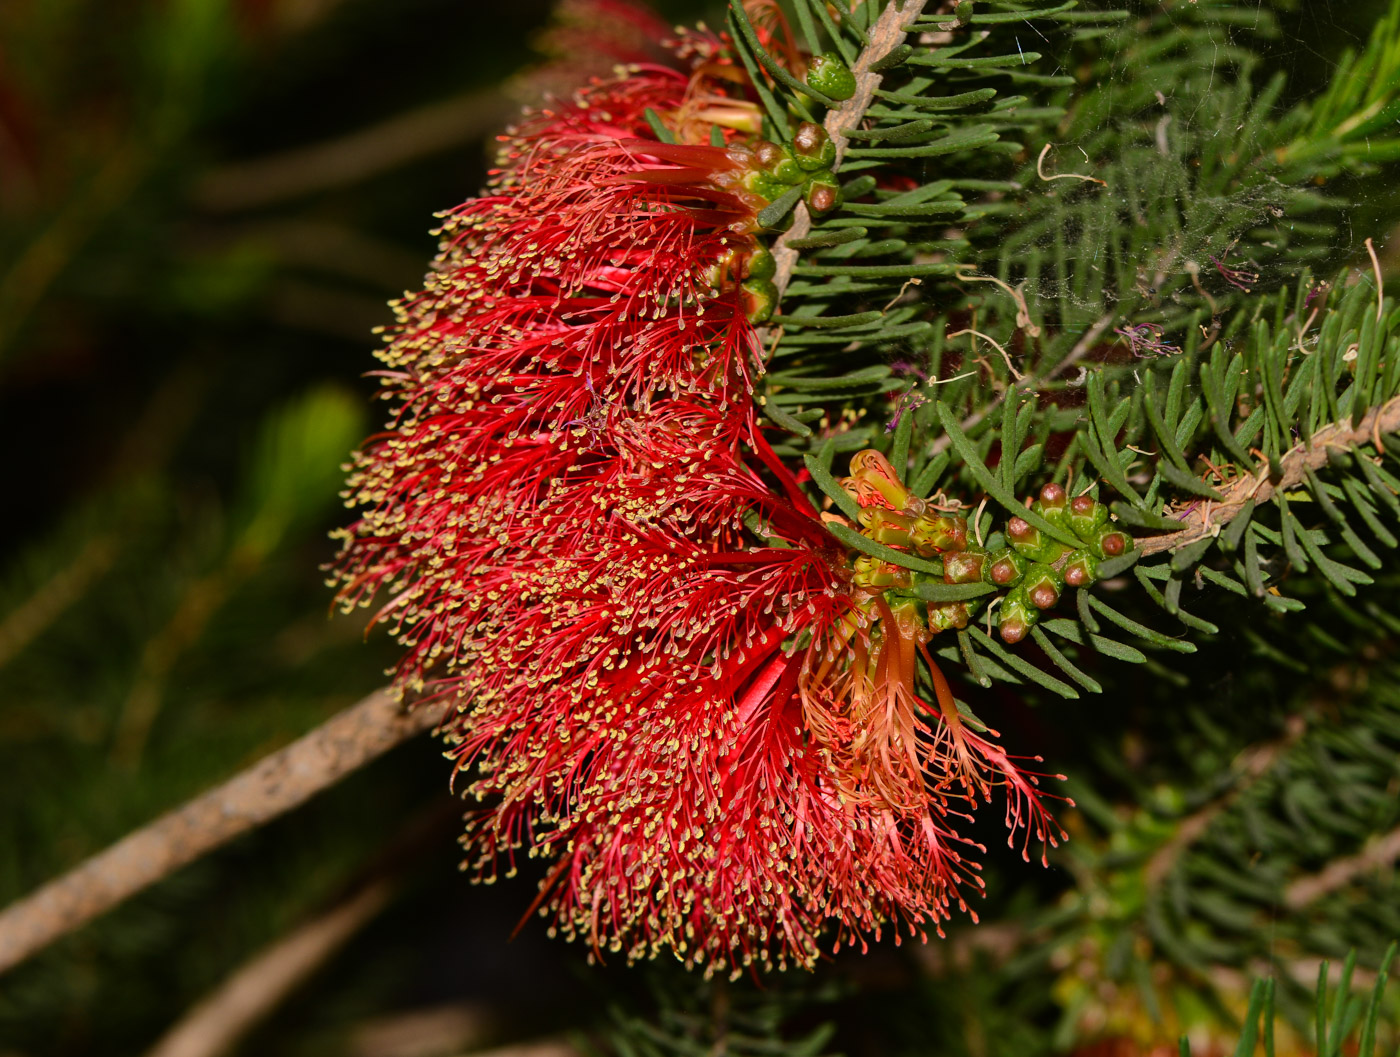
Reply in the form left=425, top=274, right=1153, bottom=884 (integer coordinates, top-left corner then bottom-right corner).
left=771, top=0, right=933, bottom=299
left=1133, top=394, right=1400, bottom=556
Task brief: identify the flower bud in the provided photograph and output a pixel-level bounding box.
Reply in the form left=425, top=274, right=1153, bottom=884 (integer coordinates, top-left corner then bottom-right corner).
left=910, top=514, right=968, bottom=555
left=1067, top=492, right=1108, bottom=540
left=805, top=52, right=856, bottom=101
left=942, top=550, right=986, bottom=584
left=848, top=449, right=910, bottom=509
left=888, top=598, right=925, bottom=640
left=741, top=277, right=778, bottom=323
left=998, top=586, right=1037, bottom=644
left=1091, top=526, right=1130, bottom=559
left=753, top=139, right=784, bottom=169
left=983, top=547, right=1026, bottom=587
left=858, top=506, right=915, bottom=548
left=792, top=122, right=837, bottom=171
left=1032, top=482, right=1068, bottom=529
left=804, top=171, right=842, bottom=215
left=1062, top=550, right=1099, bottom=588
left=927, top=602, right=971, bottom=633
left=753, top=140, right=805, bottom=184
left=1007, top=516, right=1067, bottom=564
left=852, top=554, right=911, bottom=590
left=743, top=169, right=789, bottom=203
left=1023, top=563, right=1064, bottom=610
left=744, top=246, right=776, bottom=280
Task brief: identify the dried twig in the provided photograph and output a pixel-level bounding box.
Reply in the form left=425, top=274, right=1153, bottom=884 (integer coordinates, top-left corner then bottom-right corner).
left=1133, top=393, right=1400, bottom=555
left=771, top=0, right=932, bottom=299
left=1365, top=236, right=1385, bottom=323
left=947, top=327, right=1023, bottom=382
left=0, top=687, right=448, bottom=976
left=1035, top=142, right=1106, bottom=186
left=467, top=1042, right=579, bottom=1057
left=348, top=1003, right=489, bottom=1057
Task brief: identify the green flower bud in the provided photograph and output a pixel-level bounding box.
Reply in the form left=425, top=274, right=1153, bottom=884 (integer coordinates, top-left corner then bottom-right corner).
left=744, top=246, right=776, bottom=280
left=942, top=550, right=986, bottom=585
left=1067, top=492, right=1108, bottom=540
left=805, top=52, right=856, bottom=101
left=1088, top=525, right=1130, bottom=560
left=983, top=547, right=1026, bottom=587
left=804, top=171, right=842, bottom=215
left=852, top=554, right=911, bottom=590
left=741, top=277, right=778, bottom=323
left=848, top=449, right=911, bottom=510
left=744, top=169, right=790, bottom=202
left=1007, top=515, right=1068, bottom=565
left=1023, top=562, right=1064, bottom=610
left=1032, top=482, right=1069, bottom=530
left=927, top=602, right=971, bottom=633
left=792, top=122, right=836, bottom=171
left=1062, top=550, right=1099, bottom=588
left=998, top=586, right=1037, bottom=644
left=754, top=139, right=804, bottom=184
left=773, top=146, right=806, bottom=185
left=753, top=139, right=784, bottom=168
left=860, top=506, right=916, bottom=548
left=910, top=513, right=968, bottom=555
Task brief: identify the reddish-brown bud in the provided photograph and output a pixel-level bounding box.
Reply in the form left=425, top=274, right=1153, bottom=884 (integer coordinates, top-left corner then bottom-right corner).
left=990, top=559, right=1017, bottom=584
left=1099, top=530, right=1127, bottom=556
left=943, top=551, right=986, bottom=584
left=1000, top=618, right=1028, bottom=644
left=753, top=140, right=784, bottom=168
left=1062, top=550, right=1099, bottom=587
left=808, top=182, right=839, bottom=213
left=792, top=122, right=836, bottom=170
left=985, top=548, right=1026, bottom=586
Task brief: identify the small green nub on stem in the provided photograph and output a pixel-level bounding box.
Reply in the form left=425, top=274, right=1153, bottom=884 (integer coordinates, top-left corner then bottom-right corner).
left=805, top=52, right=856, bottom=101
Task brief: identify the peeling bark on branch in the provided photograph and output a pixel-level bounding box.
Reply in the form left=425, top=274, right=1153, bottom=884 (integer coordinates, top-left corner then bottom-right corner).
left=0, top=688, right=448, bottom=976
left=1133, top=393, right=1400, bottom=556
left=771, top=0, right=932, bottom=301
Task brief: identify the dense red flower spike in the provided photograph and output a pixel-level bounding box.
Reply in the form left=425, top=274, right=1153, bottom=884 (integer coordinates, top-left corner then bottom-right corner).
left=333, top=28, right=1064, bottom=976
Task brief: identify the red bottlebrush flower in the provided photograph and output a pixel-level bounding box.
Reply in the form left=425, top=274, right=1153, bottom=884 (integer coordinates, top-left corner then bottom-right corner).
left=334, top=33, right=1066, bottom=977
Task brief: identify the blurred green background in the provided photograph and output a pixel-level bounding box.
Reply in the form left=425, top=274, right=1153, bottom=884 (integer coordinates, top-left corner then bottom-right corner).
left=1, top=1, right=1396, bottom=1055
